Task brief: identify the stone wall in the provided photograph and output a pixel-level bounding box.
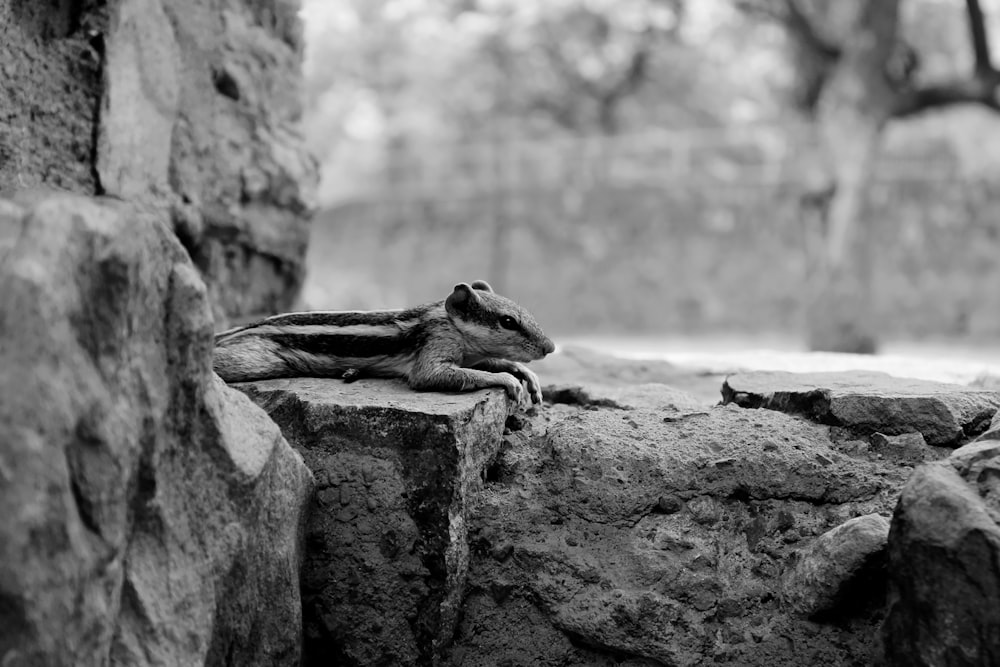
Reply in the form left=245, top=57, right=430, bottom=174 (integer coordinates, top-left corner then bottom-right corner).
left=0, top=0, right=315, bottom=323
left=0, top=2, right=318, bottom=663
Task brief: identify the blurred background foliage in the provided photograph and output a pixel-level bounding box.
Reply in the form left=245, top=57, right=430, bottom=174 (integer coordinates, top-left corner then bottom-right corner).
left=298, top=0, right=1000, bottom=347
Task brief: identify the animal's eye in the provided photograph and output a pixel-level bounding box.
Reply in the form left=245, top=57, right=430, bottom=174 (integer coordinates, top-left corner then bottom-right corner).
left=498, top=315, right=519, bottom=331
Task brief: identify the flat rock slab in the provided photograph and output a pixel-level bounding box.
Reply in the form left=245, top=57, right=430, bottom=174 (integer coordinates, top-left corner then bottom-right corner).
left=235, top=377, right=512, bottom=667
left=722, top=370, right=1000, bottom=446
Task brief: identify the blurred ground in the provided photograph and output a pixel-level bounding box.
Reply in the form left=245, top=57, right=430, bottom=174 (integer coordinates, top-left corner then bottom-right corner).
left=558, top=335, right=1000, bottom=386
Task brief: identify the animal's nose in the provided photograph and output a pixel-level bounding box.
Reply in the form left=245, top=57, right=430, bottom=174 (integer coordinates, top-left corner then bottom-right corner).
left=542, top=338, right=556, bottom=355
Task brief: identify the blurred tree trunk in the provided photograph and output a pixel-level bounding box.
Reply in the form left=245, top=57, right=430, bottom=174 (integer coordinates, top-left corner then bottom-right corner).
left=742, top=0, right=1000, bottom=352
left=805, top=0, right=899, bottom=353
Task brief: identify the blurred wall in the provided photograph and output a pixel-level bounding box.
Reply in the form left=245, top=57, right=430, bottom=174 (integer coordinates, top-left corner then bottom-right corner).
left=302, top=128, right=1000, bottom=340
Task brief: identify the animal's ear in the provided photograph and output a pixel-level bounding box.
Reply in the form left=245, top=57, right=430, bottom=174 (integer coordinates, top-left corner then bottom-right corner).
left=446, top=282, right=481, bottom=315
left=470, top=280, right=494, bottom=293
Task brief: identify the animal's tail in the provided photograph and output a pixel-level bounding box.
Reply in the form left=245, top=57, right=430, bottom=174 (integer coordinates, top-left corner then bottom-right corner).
left=212, top=332, right=290, bottom=382
left=214, top=324, right=251, bottom=345
left=214, top=314, right=273, bottom=345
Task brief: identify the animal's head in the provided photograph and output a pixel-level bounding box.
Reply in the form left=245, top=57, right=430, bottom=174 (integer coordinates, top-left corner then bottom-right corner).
left=445, top=280, right=555, bottom=362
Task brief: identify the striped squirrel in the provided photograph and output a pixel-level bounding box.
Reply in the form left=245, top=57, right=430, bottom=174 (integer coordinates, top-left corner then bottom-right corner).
left=213, top=281, right=556, bottom=405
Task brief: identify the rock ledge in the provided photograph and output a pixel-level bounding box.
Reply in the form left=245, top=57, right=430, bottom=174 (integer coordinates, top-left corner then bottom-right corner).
left=236, top=377, right=514, bottom=667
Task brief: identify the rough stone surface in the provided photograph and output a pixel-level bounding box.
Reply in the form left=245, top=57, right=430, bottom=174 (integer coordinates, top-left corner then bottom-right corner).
left=236, top=377, right=514, bottom=667
left=2, top=0, right=316, bottom=321
left=0, top=0, right=104, bottom=192
left=782, top=514, right=890, bottom=619
left=883, top=441, right=1000, bottom=666
left=445, top=397, right=912, bottom=666
left=869, top=431, right=943, bottom=466
left=544, top=381, right=711, bottom=412
left=722, top=370, right=1000, bottom=446
left=975, top=408, right=1000, bottom=442
left=0, top=194, right=313, bottom=667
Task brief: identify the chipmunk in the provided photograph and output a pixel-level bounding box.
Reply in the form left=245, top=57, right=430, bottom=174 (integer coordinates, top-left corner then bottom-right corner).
left=213, top=281, right=555, bottom=405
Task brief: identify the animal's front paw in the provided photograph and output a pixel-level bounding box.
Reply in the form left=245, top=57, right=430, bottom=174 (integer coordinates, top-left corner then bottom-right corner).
left=519, top=364, right=543, bottom=404
left=495, top=372, right=529, bottom=406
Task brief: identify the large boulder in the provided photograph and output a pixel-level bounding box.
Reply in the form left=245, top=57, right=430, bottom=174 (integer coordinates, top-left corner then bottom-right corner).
left=722, top=371, right=1000, bottom=446
left=1, top=0, right=315, bottom=321
left=0, top=193, right=313, bottom=667
left=236, top=377, right=514, bottom=667
left=883, top=440, right=1000, bottom=666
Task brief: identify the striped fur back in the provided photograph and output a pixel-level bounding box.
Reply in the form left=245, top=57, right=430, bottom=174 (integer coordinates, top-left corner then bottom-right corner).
left=213, top=304, right=439, bottom=382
